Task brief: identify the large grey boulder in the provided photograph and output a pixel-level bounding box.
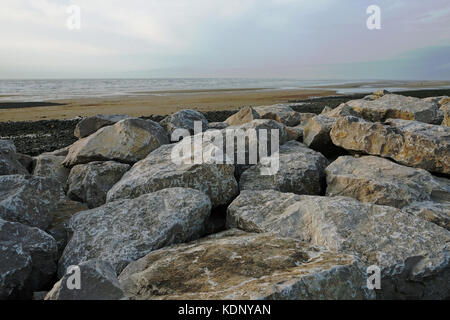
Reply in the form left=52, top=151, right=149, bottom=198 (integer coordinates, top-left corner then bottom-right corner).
left=227, top=190, right=450, bottom=299
left=160, top=109, right=208, bottom=136
left=0, top=140, right=28, bottom=175
left=325, top=156, right=449, bottom=208
left=45, top=260, right=124, bottom=300
left=254, top=104, right=302, bottom=126
left=74, top=114, right=129, bottom=138
left=330, top=116, right=450, bottom=175
left=59, top=188, right=212, bottom=275
left=402, top=201, right=450, bottom=231
left=32, top=154, right=70, bottom=185
left=119, top=229, right=373, bottom=300
left=224, top=106, right=260, bottom=126
left=303, top=115, right=342, bottom=157
left=67, top=161, right=130, bottom=208
left=0, top=219, right=58, bottom=299
left=240, top=141, right=328, bottom=195
left=0, top=175, right=64, bottom=230
left=63, top=118, right=169, bottom=167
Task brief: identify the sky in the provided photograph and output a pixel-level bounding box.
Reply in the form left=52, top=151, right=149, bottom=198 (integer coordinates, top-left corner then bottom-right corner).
left=0, top=0, right=449, bottom=79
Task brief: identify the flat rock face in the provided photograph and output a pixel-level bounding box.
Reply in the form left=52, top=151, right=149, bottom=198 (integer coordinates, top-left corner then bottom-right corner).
left=240, top=141, right=328, bottom=195
left=0, top=140, right=28, bottom=176
left=0, top=175, right=64, bottom=230
left=227, top=190, right=450, bottom=299
left=254, top=104, right=302, bottom=126
left=32, top=154, right=70, bottom=185
left=0, top=219, right=58, bottom=299
left=59, top=188, right=212, bottom=275
left=74, top=114, right=129, bottom=138
left=330, top=116, right=450, bottom=174
left=67, top=161, right=130, bottom=208
left=224, top=106, right=260, bottom=126
left=62, top=118, right=169, bottom=167
left=303, top=115, right=342, bottom=157
left=118, top=229, right=373, bottom=300
left=325, top=156, right=449, bottom=208
left=346, top=94, right=442, bottom=124
left=45, top=260, right=124, bottom=300
left=402, top=201, right=450, bottom=231
left=106, top=141, right=238, bottom=207
left=160, top=109, right=209, bottom=136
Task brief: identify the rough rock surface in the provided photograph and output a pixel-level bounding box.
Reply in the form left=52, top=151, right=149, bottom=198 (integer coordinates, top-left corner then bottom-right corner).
left=208, top=122, right=229, bottom=130
left=16, top=153, right=33, bottom=173
left=106, top=141, right=238, bottom=207
left=240, top=141, right=328, bottom=195
left=441, top=103, right=449, bottom=126
left=160, top=109, right=208, bottom=136
left=0, top=140, right=28, bottom=175
left=254, top=104, right=302, bottom=126
left=224, top=106, right=260, bottom=126
left=67, top=161, right=130, bottom=208
left=303, top=115, right=342, bottom=157
left=402, top=201, right=450, bottom=231
left=118, top=229, right=373, bottom=300
left=0, top=175, right=64, bottom=230
left=45, top=260, right=124, bottom=300
left=330, top=116, right=450, bottom=174
left=63, top=118, right=169, bottom=167
left=32, top=154, right=69, bottom=185
left=227, top=190, right=450, bottom=299
left=0, top=219, right=58, bottom=299
left=285, top=125, right=304, bottom=141
left=325, top=156, right=449, bottom=208
left=74, top=114, right=129, bottom=138
left=297, top=113, right=317, bottom=126
left=60, top=188, right=212, bottom=275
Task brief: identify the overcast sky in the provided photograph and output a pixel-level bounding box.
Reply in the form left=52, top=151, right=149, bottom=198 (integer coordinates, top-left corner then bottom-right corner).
left=1, top=0, right=449, bottom=79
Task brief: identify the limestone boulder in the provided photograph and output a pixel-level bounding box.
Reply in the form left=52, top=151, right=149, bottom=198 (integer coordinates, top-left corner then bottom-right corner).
left=441, top=103, right=449, bottom=126
left=303, top=115, right=342, bottom=157
left=254, top=104, right=302, bottom=126
left=0, top=140, right=28, bottom=175
left=402, top=201, right=450, bottom=231
left=74, top=114, right=129, bottom=138
left=224, top=106, right=260, bottom=126
left=32, top=154, right=69, bottom=185
left=160, top=109, right=208, bottom=137
left=285, top=125, right=304, bottom=141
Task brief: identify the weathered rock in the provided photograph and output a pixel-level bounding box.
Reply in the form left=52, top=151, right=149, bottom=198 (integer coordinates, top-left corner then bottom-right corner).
left=303, top=115, right=342, bottom=157
left=441, top=103, right=449, bottom=127
left=160, top=109, right=208, bottom=137
left=106, top=140, right=238, bottom=207
left=402, top=201, right=450, bottom=231
left=330, top=116, right=450, bottom=174
left=423, top=96, right=448, bottom=106
left=67, top=161, right=130, bottom=208
left=42, top=145, right=70, bottom=157
left=0, top=175, right=64, bottom=230
left=224, top=106, right=260, bottom=126
left=118, top=229, right=373, bottom=300
left=323, top=103, right=362, bottom=118
left=208, top=122, right=229, bottom=130
left=227, top=190, right=450, bottom=299
left=74, top=114, right=129, bottom=138
left=63, top=118, right=169, bottom=167
left=0, top=140, right=28, bottom=175
left=0, top=219, right=58, bottom=299
left=345, top=94, right=442, bottom=124
left=240, top=141, right=328, bottom=195
left=16, top=153, right=33, bottom=173
left=285, top=125, right=304, bottom=141
left=254, top=104, right=302, bottom=126
left=46, top=260, right=124, bottom=300
left=60, top=188, right=212, bottom=275
left=32, top=154, right=70, bottom=185
left=325, top=156, right=449, bottom=208
left=297, top=112, right=317, bottom=126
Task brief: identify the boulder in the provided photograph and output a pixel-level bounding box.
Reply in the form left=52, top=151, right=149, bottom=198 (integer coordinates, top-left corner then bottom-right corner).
left=330, top=116, right=450, bottom=174
left=303, top=115, right=342, bottom=157
left=402, top=201, right=450, bottom=231
left=227, top=190, right=450, bottom=299
left=0, top=175, right=64, bottom=230
left=32, top=154, right=70, bottom=185
left=323, top=103, right=362, bottom=118
left=59, top=188, right=212, bottom=275
left=67, top=161, right=130, bottom=208
left=325, top=156, right=449, bottom=208
left=208, top=122, right=229, bottom=130
left=285, top=125, right=304, bottom=141
left=441, top=103, right=449, bottom=127
left=62, top=118, right=169, bottom=167
left=224, top=106, right=260, bottom=126
left=45, top=260, right=124, bottom=300
left=118, top=229, right=373, bottom=300
left=239, top=141, right=328, bottom=195
left=254, top=104, right=302, bottom=126
left=297, top=112, right=317, bottom=126
left=0, top=140, right=28, bottom=175
left=16, top=153, right=33, bottom=173
left=74, top=114, right=129, bottom=138
left=0, top=219, right=58, bottom=299
left=160, top=109, right=208, bottom=136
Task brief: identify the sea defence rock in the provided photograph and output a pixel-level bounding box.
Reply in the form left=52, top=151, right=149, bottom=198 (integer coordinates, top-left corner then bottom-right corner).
left=0, top=219, right=58, bottom=299
left=45, top=260, right=124, bottom=300
left=441, top=103, right=449, bottom=126
left=254, top=104, right=302, bottom=126
left=106, top=140, right=238, bottom=207
left=240, top=141, right=328, bottom=195
left=285, top=125, right=304, bottom=141
left=0, top=140, right=28, bottom=175
left=0, top=175, right=64, bottom=230
left=160, top=109, right=209, bottom=136
left=59, top=188, right=212, bottom=275
left=345, top=94, right=442, bottom=124
left=224, top=106, right=260, bottom=126
left=402, top=201, right=450, bottom=231
left=16, top=153, right=33, bottom=173
left=330, top=116, right=450, bottom=174
left=62, top=118, right=169, bottom=167
left=74, top=114, right=129, bottom=138
left=297, top=113, right=317, bottom=126
left=67, top=161, right=130, bottom=208
left=227, top=190, right=450, bottom=299
left=325, top=156, right=449, bottom=208
left=303, top=115, right=342, bottom=157
left=32, top=154, right=69, bottom=185
left=118, top=229, right=373, bottom=300
left=208, top=122, right=229, bottom=130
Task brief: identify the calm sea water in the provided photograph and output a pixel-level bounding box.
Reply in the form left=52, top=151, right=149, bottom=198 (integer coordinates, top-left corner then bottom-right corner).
left=0, top=78, right=446, bottom=101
